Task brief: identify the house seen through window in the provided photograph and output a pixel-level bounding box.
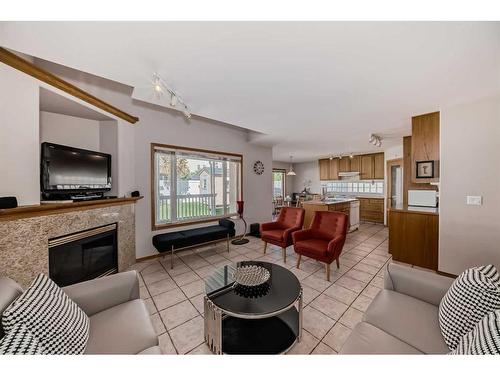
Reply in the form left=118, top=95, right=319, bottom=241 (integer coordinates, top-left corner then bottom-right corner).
left=152, top=144, right=242, bottom=228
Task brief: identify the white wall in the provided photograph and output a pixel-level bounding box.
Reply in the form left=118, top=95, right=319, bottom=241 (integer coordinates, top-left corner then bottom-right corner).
left=292, top=161, right=322, bottom=194
left=40, top=111, right=100, bottom=151
left=0, top=64, right=40, bottom=205
left=439, top=94, right=500, bottom=274
left=3, top=59, right=272, bottom=259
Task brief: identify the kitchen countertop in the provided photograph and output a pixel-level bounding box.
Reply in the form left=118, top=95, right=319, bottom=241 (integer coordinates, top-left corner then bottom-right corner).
left=302, top=198, right=358, bottom=205
left=388, top=204, right=439, bottom=216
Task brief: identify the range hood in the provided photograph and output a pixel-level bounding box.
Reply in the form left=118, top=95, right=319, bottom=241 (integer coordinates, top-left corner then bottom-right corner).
left=338, top=171, right=360, bottom=177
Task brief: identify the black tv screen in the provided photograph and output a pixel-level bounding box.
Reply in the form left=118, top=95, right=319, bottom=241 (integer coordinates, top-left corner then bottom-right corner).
left=41, top=142, right=111, bottom=193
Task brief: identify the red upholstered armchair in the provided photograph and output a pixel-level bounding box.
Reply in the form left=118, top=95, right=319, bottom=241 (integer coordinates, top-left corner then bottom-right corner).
left=292, top=211, right=348, bottom=281
left=260, top=207, right=305, bottom=263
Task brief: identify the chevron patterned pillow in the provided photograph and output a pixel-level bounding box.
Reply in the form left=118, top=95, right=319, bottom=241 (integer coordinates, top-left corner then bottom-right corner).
left=451, top=310, right=500, bottom=355
left=439, top=265, right=500, bottom=350
left=0, top=324, right=44, bottom=355
left=1, top=274, right=90, bottom=355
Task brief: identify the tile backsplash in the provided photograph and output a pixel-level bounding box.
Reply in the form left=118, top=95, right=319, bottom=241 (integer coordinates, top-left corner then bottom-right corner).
left=322, top=180, right=384, bottom=195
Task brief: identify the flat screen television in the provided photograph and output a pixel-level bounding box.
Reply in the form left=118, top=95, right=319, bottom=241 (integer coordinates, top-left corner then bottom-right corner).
left=41, top=142, right=111, bottom=199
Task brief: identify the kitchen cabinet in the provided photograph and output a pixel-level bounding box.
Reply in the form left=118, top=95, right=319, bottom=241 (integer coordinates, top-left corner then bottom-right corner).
left=339, top=158, right=350, bottom=173
left=361, top=155, right=374, bottom=180
left=374, top=153, right=385, bottom=179
left=411, top=112, right=440, bottom=184
left=302, top=201, right=351, bottom=229
left=329, top=158, right=339, bottom=180
left=350, top=155, right=360, bottom=172
left=388, top=207, right=439, bottom=271
left=319, top=159, right=330, bottom=180
left=319, top=152, right=383, bottom=180
left=358, top=197, right=384, bottom=224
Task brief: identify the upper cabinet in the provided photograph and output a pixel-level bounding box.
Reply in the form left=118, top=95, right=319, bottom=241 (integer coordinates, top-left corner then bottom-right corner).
left=329, top=158, right=339, bottom=180
left=320, top=152, right=384, bottom=180
left=411, top=112, right=440, bottom=184
left=350, top=155, right=360, bottom=172
left=319, top=158, right=340, bottom=180
left=374, top=153, right=385, bottom=179
left=339, top=158, right=350, bottom=173
left=360, top=155, right=374, bottom=180
left=319, top=159, right=330, bottom=180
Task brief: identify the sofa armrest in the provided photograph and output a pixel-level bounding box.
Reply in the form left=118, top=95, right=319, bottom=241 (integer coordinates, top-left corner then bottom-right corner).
left=260, top=221, right=280, bottom=232
left=292, top=229, right=313, bottom=243
left=63, top=271, right=140, bottom=316
left=384, top=263, right=455, bottom=306
left=327, top=235, right=345, bottom=254
left=283, top=226, right=301, bottom=240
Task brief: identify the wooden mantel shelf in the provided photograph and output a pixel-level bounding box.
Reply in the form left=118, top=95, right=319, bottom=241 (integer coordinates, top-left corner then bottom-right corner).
left=0, top=197, right=143, bottom=222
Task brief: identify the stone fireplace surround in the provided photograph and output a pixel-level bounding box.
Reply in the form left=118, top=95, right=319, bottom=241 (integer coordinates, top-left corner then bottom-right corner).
left=0, top=202, right=136, bottom=288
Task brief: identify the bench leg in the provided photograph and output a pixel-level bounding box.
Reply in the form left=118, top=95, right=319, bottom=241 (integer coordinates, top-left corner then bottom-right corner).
left=336, top=258, right=340, bottom=269
left=171, top=245, right=174, bottom=270
left=263, top=242, right=267, bottom=254
left=325, top=263, right=330, bottom=282
left=226, top=234, right=230, bottom=253
left=282, top=247, right=287, bottom=263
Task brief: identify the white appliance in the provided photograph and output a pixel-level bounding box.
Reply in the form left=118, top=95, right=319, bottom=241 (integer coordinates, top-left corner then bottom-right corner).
left=349, top=200, right=360, bottom=232
left=408, top=190, right=438, bottom=208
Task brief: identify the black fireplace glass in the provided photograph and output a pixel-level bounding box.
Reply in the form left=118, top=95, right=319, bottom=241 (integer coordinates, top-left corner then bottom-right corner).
left=49, top=226, right=118, bottom=287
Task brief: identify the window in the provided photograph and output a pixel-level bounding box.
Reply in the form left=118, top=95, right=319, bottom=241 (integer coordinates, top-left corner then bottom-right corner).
left=272, top=169, right=286, bottom=199
left=151, top=144, right=242, bottom=229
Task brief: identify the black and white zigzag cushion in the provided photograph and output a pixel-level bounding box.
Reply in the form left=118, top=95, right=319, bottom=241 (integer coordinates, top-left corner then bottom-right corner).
left=439, top=265, right=500, bottom=350
left=451, top=310, right=500, bottom=354
left=0, top=324, right=44, bottom=355
left=1, top=274, right=89, bottom=354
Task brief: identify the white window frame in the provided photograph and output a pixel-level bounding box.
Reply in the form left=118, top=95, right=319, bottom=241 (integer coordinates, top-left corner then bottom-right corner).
left=151, top=143, right=243, bottom=230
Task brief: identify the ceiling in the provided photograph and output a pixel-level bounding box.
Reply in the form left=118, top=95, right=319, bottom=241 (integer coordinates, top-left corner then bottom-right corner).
left=1, top=22, right=499, bottom=162
left=40, top=88, right=113, bottom=121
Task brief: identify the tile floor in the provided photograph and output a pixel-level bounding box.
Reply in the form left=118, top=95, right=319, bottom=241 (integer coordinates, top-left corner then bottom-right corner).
left=128, top=222, right=390, bottom=354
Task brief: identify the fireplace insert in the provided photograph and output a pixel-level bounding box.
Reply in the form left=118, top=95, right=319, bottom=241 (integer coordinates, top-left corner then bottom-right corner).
left=49, top=223, right=118, bottom=287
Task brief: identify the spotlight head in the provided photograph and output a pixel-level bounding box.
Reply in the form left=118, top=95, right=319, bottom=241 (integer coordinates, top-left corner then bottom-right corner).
left=349, top=154, right=354, bottom=159
left=170, top=94, right=178, bottom=107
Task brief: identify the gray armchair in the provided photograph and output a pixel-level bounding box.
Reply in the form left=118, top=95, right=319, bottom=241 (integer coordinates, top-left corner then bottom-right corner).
left=340, top=262, right=455, bottom=354
left=0, top=271, right=161, bottom=354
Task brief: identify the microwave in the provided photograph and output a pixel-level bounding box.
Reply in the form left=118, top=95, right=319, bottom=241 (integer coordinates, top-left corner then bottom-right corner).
left=408, top=190, right=438, bottom=208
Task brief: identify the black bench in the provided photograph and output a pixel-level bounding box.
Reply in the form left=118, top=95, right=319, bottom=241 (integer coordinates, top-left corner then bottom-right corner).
left=152, top=219, right=236, bottom=268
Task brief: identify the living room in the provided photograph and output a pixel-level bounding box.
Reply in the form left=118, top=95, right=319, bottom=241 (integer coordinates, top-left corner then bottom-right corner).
left=1, top=2, right=500, bottom=374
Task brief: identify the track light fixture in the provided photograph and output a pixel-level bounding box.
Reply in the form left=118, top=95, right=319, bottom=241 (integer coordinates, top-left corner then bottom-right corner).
left=369, top=134, right=382, bottom=147
left=152, top=73, right=191, bottom=119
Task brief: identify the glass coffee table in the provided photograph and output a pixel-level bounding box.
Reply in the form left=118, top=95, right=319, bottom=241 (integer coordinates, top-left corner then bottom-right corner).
left=204, top=261, right=303, bottom=354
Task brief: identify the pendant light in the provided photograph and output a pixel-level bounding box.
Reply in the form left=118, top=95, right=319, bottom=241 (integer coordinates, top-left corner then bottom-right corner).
left=287, top=156, right=296, bottom=176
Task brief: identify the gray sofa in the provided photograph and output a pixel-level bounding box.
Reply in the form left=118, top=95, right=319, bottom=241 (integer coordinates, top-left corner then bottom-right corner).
left=0, top=271, right=161, bottom=354
left=341, top=262, right=455, bottom=354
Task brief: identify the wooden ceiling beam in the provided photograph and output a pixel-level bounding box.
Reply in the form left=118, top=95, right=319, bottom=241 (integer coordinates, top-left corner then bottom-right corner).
left=0, top=47, right=139, bottom=124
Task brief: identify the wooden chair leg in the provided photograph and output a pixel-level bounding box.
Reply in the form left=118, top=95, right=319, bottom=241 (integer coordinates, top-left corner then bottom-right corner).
left=296, top=254, right=302, bottom=269
left=282, top=247, right=287, bottom=263
left=336, top=258, right=340, bottom=269
left=263, top=242, right=267, bottom=254
left=325, top=263, right=331, bottom=282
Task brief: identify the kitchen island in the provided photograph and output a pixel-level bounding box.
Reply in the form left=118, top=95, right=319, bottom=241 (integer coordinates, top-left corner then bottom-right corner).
left=302, top=198, right=359, bottom=231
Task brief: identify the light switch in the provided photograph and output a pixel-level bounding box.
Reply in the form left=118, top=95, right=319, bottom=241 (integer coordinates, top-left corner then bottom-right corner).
left=466, top=196, right=483, bottom=206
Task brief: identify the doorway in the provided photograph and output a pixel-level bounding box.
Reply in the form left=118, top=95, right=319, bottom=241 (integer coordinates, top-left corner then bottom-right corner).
left=386, top=159, right=403, bottom=208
